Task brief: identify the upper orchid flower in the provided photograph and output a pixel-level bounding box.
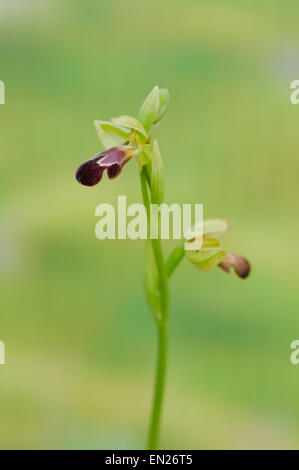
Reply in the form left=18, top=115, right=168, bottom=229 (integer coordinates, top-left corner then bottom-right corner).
left=75, top=86, right=169, bottom=188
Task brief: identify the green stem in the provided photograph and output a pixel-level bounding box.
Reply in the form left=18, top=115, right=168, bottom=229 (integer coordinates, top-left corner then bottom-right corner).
left=148, top=323, right=167, bottom=449
left=140, top=169, right=168, bottom=449
left=147, top=233, right=168, bottom=449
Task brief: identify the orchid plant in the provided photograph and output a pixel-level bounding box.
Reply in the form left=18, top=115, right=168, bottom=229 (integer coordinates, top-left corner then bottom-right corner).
left=75, top=86, right=251, bottom=449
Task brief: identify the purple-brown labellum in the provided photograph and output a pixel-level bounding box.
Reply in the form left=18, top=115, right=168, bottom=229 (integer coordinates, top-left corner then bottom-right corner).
left=76, top=146, right=136, bottom=187
left=218, top=252, right=251, bottom=279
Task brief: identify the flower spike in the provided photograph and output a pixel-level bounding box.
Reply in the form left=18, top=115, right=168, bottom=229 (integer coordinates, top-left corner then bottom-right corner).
left=74, top=86, right=252, bottom=451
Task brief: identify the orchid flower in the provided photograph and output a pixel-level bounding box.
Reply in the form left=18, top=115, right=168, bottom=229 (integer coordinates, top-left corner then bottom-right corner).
left=184, top=219, right=251, bottom=278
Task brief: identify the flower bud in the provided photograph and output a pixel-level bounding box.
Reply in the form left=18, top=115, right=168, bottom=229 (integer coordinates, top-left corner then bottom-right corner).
left=139, top=86, right=160, bottom=133
left=153, top=88, right=170, bottom=125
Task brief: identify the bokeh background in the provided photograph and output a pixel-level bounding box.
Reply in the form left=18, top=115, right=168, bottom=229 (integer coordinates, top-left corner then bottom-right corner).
left=1, top=0, right=299, bottom=450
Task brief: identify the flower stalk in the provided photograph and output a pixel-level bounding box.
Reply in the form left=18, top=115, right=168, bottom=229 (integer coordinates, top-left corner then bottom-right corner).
left=140, top=168, right=168, bottom=448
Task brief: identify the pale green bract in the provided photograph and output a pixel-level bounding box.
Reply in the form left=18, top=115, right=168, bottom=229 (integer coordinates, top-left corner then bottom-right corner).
left=138, top=144, right=153, bottom=172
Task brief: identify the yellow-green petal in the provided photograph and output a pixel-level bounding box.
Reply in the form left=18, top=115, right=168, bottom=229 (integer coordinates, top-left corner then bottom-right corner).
left=186, top=247, right=226, bottom=271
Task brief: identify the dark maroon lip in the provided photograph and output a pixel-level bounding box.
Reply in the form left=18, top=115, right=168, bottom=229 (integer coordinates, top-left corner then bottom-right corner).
left=218, top=253, right=251, bottom=278
left=76, top=158, right=104, bottom=186
left=75, top=146, right=132, bottom=187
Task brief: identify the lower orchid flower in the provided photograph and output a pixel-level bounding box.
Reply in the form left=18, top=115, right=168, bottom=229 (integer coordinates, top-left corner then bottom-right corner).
left=184, top=218, right=251, bottom=278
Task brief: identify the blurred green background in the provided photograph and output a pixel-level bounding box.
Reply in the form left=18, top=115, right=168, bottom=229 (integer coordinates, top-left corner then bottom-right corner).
left=1, top=0, right=299, bottom=450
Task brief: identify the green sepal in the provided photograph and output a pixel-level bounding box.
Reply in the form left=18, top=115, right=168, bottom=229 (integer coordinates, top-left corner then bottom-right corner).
left=94, top=120, right=130, bottom=149
left=203, top=219, right=230, bottom=238
left=111, top=115, right=147, bottom=139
